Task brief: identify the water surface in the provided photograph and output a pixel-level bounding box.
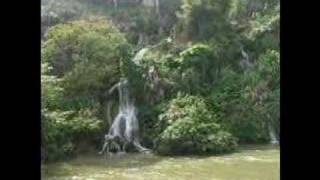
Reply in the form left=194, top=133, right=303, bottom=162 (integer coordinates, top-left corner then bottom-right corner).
left=43, top=145, right=279, bottom=180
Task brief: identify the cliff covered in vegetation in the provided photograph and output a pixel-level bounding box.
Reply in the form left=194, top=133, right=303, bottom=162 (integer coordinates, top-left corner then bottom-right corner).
left=41, top=0, right=279, bottom=161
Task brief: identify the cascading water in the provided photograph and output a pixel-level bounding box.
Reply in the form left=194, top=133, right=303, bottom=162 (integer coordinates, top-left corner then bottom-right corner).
left=101, top=41, right=170, bottom=155
left=240, top=47, right=253, bottom=70
left=105, top=78, right=151, bottom=153
left=268, top=123, right=279, bottom=145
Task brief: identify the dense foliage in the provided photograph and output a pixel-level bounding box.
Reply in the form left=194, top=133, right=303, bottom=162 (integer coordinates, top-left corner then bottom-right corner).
left=42, top=19, right=131, bottom=161
left=42, top=63, right=103, bottom=161
left=42, top=0, right=280, bottom=161
left=155, top=94, right=237, bottom=154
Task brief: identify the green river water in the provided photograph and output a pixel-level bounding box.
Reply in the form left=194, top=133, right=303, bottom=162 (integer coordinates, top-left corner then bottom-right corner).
left=42, top=145, right=279, bottom=180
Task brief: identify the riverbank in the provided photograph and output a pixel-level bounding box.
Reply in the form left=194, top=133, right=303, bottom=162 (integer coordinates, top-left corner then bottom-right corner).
left=42, top=144, right=279, bottom=180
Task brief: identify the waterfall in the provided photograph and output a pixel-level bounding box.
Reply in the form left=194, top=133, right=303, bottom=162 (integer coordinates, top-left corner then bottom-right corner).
left=239, top=44, right=253, bottom=70
left=106, top=77, right=150, bottom=153
left=102, top=42, right=170, bottom=154
left=268, top=123, right=279, bottom=145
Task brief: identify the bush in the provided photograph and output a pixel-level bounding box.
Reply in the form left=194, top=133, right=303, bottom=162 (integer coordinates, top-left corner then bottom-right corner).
left=42, top=108, right=102, bottom=161
left=140, top=43, right=223, bottom=95
left=42, top=18, right=132, bottom=109
left=177, top=0, right=233, bottom=41
left=42, top=18, right=128, bottom=76
left=42, top=63, right=103, bottom=161
left=207, top=68, right=268, bottom=143
left=41, top=63, right=64, bottom=110
left=155, top=94, right=237, bottom=155
left=41, top=19, right=131, bottom=161
left=177, top=44, right=220, bottom=92
left=207, top=50, right=279, bottom=143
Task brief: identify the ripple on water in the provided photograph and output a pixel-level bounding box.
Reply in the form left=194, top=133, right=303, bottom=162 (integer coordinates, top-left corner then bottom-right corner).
left=44, top=145, right=279, bottom=180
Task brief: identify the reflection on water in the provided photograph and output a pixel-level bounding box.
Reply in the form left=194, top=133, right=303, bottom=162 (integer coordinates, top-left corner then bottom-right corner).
left=43, top=145, right=279, bottom=180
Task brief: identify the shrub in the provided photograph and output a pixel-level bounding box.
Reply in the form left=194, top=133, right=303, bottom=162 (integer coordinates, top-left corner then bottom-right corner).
left=42, top=108, right=102, bottom=161
left=155, top=94, right=237, bottom=154
left=42, top=18, right=128, bottom=76
left=207, top=50, right=279, bottom=143
left=41, top=19, right=130, bottom=161
left=42, top=18, right=131, bottom=110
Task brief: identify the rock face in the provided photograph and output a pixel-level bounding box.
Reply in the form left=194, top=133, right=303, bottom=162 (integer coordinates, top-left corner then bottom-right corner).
left=105, top=0, right=160, bottom=14
left=142, top=0, right=160, bottom=14
left=142, top=0, right=155, bottom=6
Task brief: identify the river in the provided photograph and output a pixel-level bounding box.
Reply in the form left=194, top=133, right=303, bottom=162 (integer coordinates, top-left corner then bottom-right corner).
left=42, top=144, right=279, bottom=180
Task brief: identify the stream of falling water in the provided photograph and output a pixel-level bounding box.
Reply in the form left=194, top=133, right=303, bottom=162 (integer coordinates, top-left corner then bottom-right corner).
left=103, top=46, right=154, bottom=153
